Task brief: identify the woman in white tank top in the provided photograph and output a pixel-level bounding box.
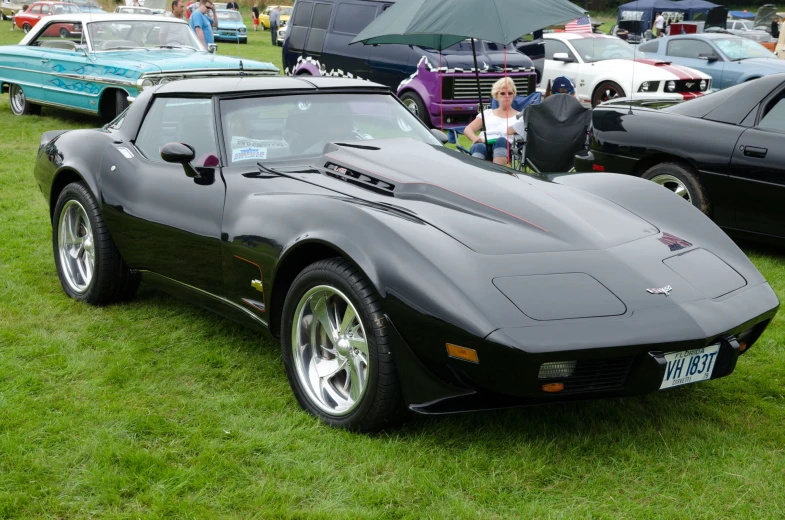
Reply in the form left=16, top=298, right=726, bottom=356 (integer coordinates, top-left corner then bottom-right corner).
left=463, top=77, right=520, bottom=165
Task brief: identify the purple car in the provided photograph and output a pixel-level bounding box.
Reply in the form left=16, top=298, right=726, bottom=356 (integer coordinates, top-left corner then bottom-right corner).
left=282, top=0, right=538, bottom=128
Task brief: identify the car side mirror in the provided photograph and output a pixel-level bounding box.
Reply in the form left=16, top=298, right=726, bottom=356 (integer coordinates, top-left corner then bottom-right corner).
left=161, top=142, right=195, bottom=164
left=552, top=52, right=574, bottom=63
left=74, top=44, right=88, bottom=56
left=699, top=53, right=720, bottom=62
left=430, top=128, right=449, bottom=144
left=208, top=43, right=218, bottom=54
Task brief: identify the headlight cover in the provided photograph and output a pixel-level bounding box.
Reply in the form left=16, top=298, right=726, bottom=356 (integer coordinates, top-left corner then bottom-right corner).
left=700, top=79, right=707, bottom=91
left=638, top=80, right=660, bottom=92
left=666, top=80, right=676, bottom=92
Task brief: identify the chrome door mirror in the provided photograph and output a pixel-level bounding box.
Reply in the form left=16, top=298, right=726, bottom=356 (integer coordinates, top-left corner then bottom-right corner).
left=553, top=52, right=574, bottom=63
left=208, top=43, right=218, bottom=54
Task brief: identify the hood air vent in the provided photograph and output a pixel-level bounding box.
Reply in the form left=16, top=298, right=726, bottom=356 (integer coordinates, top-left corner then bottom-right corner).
left=324, top=162, right=396, bottom=195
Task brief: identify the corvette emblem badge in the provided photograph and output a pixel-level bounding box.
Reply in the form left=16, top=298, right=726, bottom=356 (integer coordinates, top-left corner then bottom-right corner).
left=647, top=285, right=672, bottom=296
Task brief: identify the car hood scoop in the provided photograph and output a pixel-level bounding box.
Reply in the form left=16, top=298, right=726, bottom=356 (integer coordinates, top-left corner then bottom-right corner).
left=314, top=139, right=659, bottom=254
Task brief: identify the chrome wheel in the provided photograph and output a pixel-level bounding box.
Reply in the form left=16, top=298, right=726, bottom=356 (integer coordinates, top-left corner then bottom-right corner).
left=597, top=87, right=620, bottom=103
left=22, top=23, right=31, bottom=33
left=57, top=200, right=95, bottom=294
left=9, top=84, right=26, bottom=115
left=60, top=27, right=68, bottom=38
left=402, top=97, right=419, bottom=116
left=650, top=174, right=691, bottom=203
left=291, top=285, right=369, bottom=416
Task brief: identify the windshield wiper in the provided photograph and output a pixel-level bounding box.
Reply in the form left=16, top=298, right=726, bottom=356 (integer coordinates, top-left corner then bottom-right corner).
left=152, top=45, right=196, bottom=50
left=103, top=46, right=147, bottom=51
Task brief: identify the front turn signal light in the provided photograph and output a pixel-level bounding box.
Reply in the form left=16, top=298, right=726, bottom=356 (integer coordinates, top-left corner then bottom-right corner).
left=446, top=344, right=479, bottom=364
left=542, top=382, right=565, bottom=393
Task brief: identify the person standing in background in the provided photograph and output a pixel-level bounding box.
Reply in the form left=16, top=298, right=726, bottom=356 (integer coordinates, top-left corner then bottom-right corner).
left=654, top=12, right=665, bottom=38
left=772, top=16, right=780, bottom=40
left=226, top=0, right=239, bottom=10
left=252, top=1, right=260, bottom=30
left=190, top=0, right=216, bottom=47
left=169, top=0, right=186, bottom=19
left=269, top=5, right=280, bottom=45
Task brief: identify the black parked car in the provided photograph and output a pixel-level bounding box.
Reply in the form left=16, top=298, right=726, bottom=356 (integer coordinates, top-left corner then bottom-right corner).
left=35, top=77, right=778, bottom=431
left=577, top=73, right=785, bottom=244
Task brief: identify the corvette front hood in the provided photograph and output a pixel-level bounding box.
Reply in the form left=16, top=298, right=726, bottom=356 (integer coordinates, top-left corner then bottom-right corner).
left=317, top=139, right=659, bottom=254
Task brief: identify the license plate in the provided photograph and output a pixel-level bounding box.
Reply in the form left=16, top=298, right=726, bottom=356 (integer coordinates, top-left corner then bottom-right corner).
left=660, top=344, right=720, bottom=389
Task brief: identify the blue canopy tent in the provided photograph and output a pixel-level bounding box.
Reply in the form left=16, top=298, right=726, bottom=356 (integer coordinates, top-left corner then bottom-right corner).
left=728, top=10, right=755, bottom=20
left=617, top=0, right=688, bottom=31
left=674, top=0, right=719, bottom=21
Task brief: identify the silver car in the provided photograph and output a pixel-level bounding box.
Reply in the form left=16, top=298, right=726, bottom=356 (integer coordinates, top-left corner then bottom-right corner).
left=725, top=20, right=773, bottom=43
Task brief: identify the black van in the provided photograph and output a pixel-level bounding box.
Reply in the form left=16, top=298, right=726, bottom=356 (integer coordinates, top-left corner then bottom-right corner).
left=281, top=0, right=538, bottom=128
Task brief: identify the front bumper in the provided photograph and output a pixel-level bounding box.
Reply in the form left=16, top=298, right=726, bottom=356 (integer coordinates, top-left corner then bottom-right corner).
left=389, top=281, right=778, bottom=414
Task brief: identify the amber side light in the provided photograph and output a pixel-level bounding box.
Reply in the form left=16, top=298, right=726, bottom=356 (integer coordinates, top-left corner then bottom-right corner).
left=739, top=342, right=748, bottom=353
left=446, top=344, right=479, bottom=364
left=542, top=382, right=565, bottom=393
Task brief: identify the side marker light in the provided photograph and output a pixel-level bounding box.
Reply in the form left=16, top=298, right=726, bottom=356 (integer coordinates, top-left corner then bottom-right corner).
left=446, top=344, right=479, bottom=364
left=542, top=383, right=565, bottom=393
left=592, top=164, right=605, bottom=172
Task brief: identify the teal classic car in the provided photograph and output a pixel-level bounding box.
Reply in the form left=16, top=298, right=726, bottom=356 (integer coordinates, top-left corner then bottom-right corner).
left=214, top=9, right=247, bottom=44
left=0, top=14, right=278, bottom=119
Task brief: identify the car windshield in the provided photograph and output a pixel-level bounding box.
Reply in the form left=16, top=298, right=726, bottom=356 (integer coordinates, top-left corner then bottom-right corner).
left=715, top=38, right=775, bottom=60
left=217, top=10, right=241, bottom=21
left=570, top=38, right=637, bottom=62
left=281, top=7, right=292, bottom=15
left=738, top=20, right=754, bottom=30
left=53, top=4, right=81, bottom=13
left=220, top=94, right=441, bottom=164
left=88, top=20, right=203, bottom=51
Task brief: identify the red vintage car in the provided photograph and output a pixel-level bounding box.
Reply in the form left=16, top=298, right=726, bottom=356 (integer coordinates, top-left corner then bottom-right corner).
left=15, top=1, right=82, bottom=37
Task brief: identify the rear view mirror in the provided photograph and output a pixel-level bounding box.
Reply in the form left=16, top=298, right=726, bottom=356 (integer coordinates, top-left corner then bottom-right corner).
left=161, top=142, right=195, bottom=164
left=553, top=52, right=574, bottom=63
left=430, top=128, right=449, bottom=144
left=699, top=53, right=720, bottom=62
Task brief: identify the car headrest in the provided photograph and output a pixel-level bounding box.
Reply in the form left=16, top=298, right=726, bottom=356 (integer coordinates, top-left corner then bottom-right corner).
left=39, top=40, right=77, bottom=50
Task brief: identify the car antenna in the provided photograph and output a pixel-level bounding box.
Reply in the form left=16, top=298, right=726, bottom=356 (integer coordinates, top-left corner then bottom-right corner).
left=628, top=0, right=640, bottom=115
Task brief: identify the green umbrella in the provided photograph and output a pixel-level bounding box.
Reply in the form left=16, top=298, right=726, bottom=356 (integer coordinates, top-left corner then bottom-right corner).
left=351, top=0, right=586, bottom=144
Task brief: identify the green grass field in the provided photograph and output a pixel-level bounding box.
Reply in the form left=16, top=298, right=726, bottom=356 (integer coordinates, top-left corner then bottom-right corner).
left=1, top=14, right=785, bottom=519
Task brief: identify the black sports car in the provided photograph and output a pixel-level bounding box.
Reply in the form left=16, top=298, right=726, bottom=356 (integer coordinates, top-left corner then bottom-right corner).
left=35, top=77, right=779, bottom=431
left=576, top=73, right=785, bottom=244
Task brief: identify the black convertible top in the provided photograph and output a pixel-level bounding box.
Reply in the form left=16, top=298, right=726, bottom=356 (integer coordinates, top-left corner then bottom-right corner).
left=663, top=73, right=785, bottom=125
left=154, top=76, right=389, bottom=95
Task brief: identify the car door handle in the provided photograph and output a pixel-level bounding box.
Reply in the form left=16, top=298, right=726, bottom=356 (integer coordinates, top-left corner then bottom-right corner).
left=742, top=146, right=767, bottom=158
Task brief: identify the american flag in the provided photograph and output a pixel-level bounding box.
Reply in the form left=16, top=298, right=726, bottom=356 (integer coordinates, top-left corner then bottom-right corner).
left=565, top=16, right=593, bottom=33
left=658, top=232, right=692, bottom=251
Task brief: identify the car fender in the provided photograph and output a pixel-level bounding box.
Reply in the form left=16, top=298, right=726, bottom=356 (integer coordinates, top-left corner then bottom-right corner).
left=223, top=191, right=499, bottom=339
left=552, top=172, right=765, bottom=286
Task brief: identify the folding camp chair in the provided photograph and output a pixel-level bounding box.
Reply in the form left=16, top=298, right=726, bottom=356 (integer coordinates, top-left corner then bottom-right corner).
left=510, top=94, right=592, bottom=173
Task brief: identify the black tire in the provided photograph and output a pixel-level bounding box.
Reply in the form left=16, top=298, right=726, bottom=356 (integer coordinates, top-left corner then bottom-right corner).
left=592, top=80, right=626, bottom=107
left=399, top=91, right=431, bottom=127
left=59, top=27, right=69, bottom=38
left=9, top=83, right=41, bottom=116
left=281, top=258, right=405, bottom=432
left=101, top=89, right=129, bottom=122
left=52, top=182, right=140, bottom=305
left=642, top=161, right=711, bottom=215
left=22, top=23, right=31, bottom=33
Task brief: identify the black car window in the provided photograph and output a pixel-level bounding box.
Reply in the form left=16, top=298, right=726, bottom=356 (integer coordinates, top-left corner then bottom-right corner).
left=311, top=2, right=331, bottom=29
left=135, top=98, right=217, bottom=166
left=544, top=39, right=574, bottom=60
left=220, top=93, right=440, bottom=164
left=292, top=1, right=313, bottom=26
left=638, top=41, right=659, bottom=53
left=667, top=39, right=715, bottom=59
left=332, top=2, right=377, bottom=35
left=758, top=93, right=785, bottom=132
